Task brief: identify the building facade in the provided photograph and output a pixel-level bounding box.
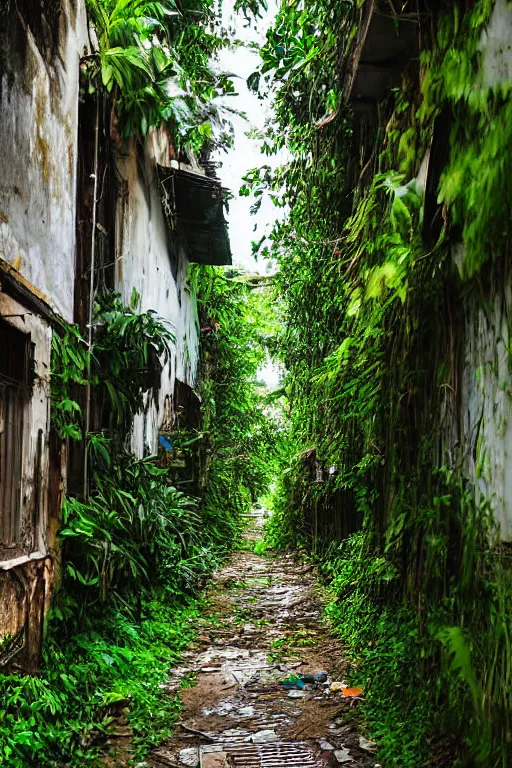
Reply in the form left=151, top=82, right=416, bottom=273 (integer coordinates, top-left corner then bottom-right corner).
left=0, top=0, right=230, bottom=669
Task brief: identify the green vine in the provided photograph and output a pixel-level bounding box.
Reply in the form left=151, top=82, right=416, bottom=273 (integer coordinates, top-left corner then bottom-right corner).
left=250, top=0, right=512, bottom=764
left=192, top=265, right=278, bottom=538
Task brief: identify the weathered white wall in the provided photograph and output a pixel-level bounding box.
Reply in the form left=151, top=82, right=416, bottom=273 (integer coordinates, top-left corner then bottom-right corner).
left=0, top=0, right=86, bottom=322
left=479, top=0, right=512, bottom=87
left=0, top=0, right=85, bottom=659
left=452, top=0, right=512, bottom=542
left=458, top=270, right=512, bottom=542
left=115, top=141, right=200, bottom=456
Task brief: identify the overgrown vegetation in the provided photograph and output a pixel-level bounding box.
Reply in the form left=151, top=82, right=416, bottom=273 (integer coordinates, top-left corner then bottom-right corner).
left=84, top=0, right=236, bottom=148
left=247, top=1, right=512, bottom=765
left=192, top=265, right=279, bottom=534
left=1, top=298, right=191, bottom=764
left=1, top=264, right=274, bottom=765
left=51, top=291, right=220, bottom=602
left=0, top=597, right=200, bottom=767
left=4, top=0, right=512, bottom=765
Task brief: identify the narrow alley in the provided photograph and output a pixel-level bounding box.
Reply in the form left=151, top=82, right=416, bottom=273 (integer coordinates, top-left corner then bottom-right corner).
left=1, top=2, right=512, bottom=766
left=144, top=514, right=375, bottom=768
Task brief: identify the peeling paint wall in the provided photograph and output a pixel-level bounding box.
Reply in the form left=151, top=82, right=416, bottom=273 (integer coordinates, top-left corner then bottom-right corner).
left=457, top=264, right=512, bottom=542
left=454, top=1, right=512, bottom=542
left=115, top=140, right=200, bottom=457
left=0, top=0, right=86, bottom=322
left=479, top=0, right=512, bottom=87
left=0, top=0, right=85, bottom=666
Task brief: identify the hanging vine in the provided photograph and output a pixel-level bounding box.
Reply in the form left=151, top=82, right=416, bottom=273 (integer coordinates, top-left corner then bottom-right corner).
left=245, top=1, right=512, bottom=765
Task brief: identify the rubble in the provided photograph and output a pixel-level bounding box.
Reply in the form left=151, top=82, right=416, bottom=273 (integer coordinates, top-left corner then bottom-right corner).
left=146, top=512, right=377, bottom=768
left=358, top=736, right=377, bottom=752
left=178, top=747, right=199, bottom=767
left=318, top=739, right=334, bottom=750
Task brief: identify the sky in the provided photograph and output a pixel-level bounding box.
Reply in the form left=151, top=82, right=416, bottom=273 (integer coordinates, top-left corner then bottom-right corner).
left=214, top=1, right=284, bottom=276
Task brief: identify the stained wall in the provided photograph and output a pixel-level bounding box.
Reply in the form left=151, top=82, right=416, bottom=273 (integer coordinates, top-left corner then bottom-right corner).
left=0, top=0, right=86, bottom=322
left=115, top=139, right=200, bottom=457
left=0, top=0, right=85, bottom=666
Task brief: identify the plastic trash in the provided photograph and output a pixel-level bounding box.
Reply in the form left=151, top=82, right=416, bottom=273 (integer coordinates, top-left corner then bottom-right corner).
left=279, top=670, right=329, bottom=689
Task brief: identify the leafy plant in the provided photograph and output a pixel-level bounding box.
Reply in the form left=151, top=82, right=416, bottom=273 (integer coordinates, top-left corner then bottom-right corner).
left=248, top=0, right=512, bottom=765
left=84, top=0, right=236, bottom=149
left=93, top=291, right=174, bottom=432
left=61, top=450, right=219, bottom=602
left=51, top=291, right=173, bottom=440
left=51, top=323, right=90, bottom=440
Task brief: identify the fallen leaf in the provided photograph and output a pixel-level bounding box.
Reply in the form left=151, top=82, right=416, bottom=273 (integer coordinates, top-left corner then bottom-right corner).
left=342, top=687, right=363, bottom=697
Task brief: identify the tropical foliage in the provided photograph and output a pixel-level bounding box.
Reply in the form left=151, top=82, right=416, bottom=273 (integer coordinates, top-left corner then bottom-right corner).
left=51, top=291, right=174, bottom=441
left=245, top=1, right=512, bottom=766
left=0, top=595, right=200, bottom=767
left=84, top=0, right=236, bottom=148
left=192, top=265, right=279, bottom=536
left=5, top=1, right=512, bottom=766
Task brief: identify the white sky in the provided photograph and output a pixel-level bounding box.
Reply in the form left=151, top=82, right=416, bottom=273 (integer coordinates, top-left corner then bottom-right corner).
left=215, top=1, right=284, bottom=276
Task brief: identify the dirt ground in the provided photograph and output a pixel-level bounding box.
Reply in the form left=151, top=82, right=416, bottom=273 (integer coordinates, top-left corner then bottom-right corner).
left=133, top=514, right=380, bottom=768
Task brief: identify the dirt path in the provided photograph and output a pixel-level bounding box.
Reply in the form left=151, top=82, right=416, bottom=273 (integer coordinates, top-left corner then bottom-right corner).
left=144, top=516, right=378, bottom=768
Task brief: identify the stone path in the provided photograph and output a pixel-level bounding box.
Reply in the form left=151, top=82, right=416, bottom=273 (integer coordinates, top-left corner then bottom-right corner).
left=145, top=516, right=378, bottom=768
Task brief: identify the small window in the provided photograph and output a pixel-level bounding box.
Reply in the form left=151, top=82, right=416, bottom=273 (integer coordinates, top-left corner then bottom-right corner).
left=0, top=320, right=31, bottom=549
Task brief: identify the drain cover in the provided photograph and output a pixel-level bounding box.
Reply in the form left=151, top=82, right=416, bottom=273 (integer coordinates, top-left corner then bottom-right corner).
left=201, top=741, right=324, bottom=768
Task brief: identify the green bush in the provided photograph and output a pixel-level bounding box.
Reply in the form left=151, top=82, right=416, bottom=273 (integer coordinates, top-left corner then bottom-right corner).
left=0, top=595, right=200, bottom=767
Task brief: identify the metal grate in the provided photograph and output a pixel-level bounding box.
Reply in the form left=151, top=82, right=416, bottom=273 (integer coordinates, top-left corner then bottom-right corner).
left=202, top=741, right=325, bottom=768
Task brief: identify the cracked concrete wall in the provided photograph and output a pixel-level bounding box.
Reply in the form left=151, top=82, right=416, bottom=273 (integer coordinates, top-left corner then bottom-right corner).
left=0, top=0, right=86, bottom=322
left=0, top=0, right=85, bottom=665
left=0, top=0, right=86, bottom=548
